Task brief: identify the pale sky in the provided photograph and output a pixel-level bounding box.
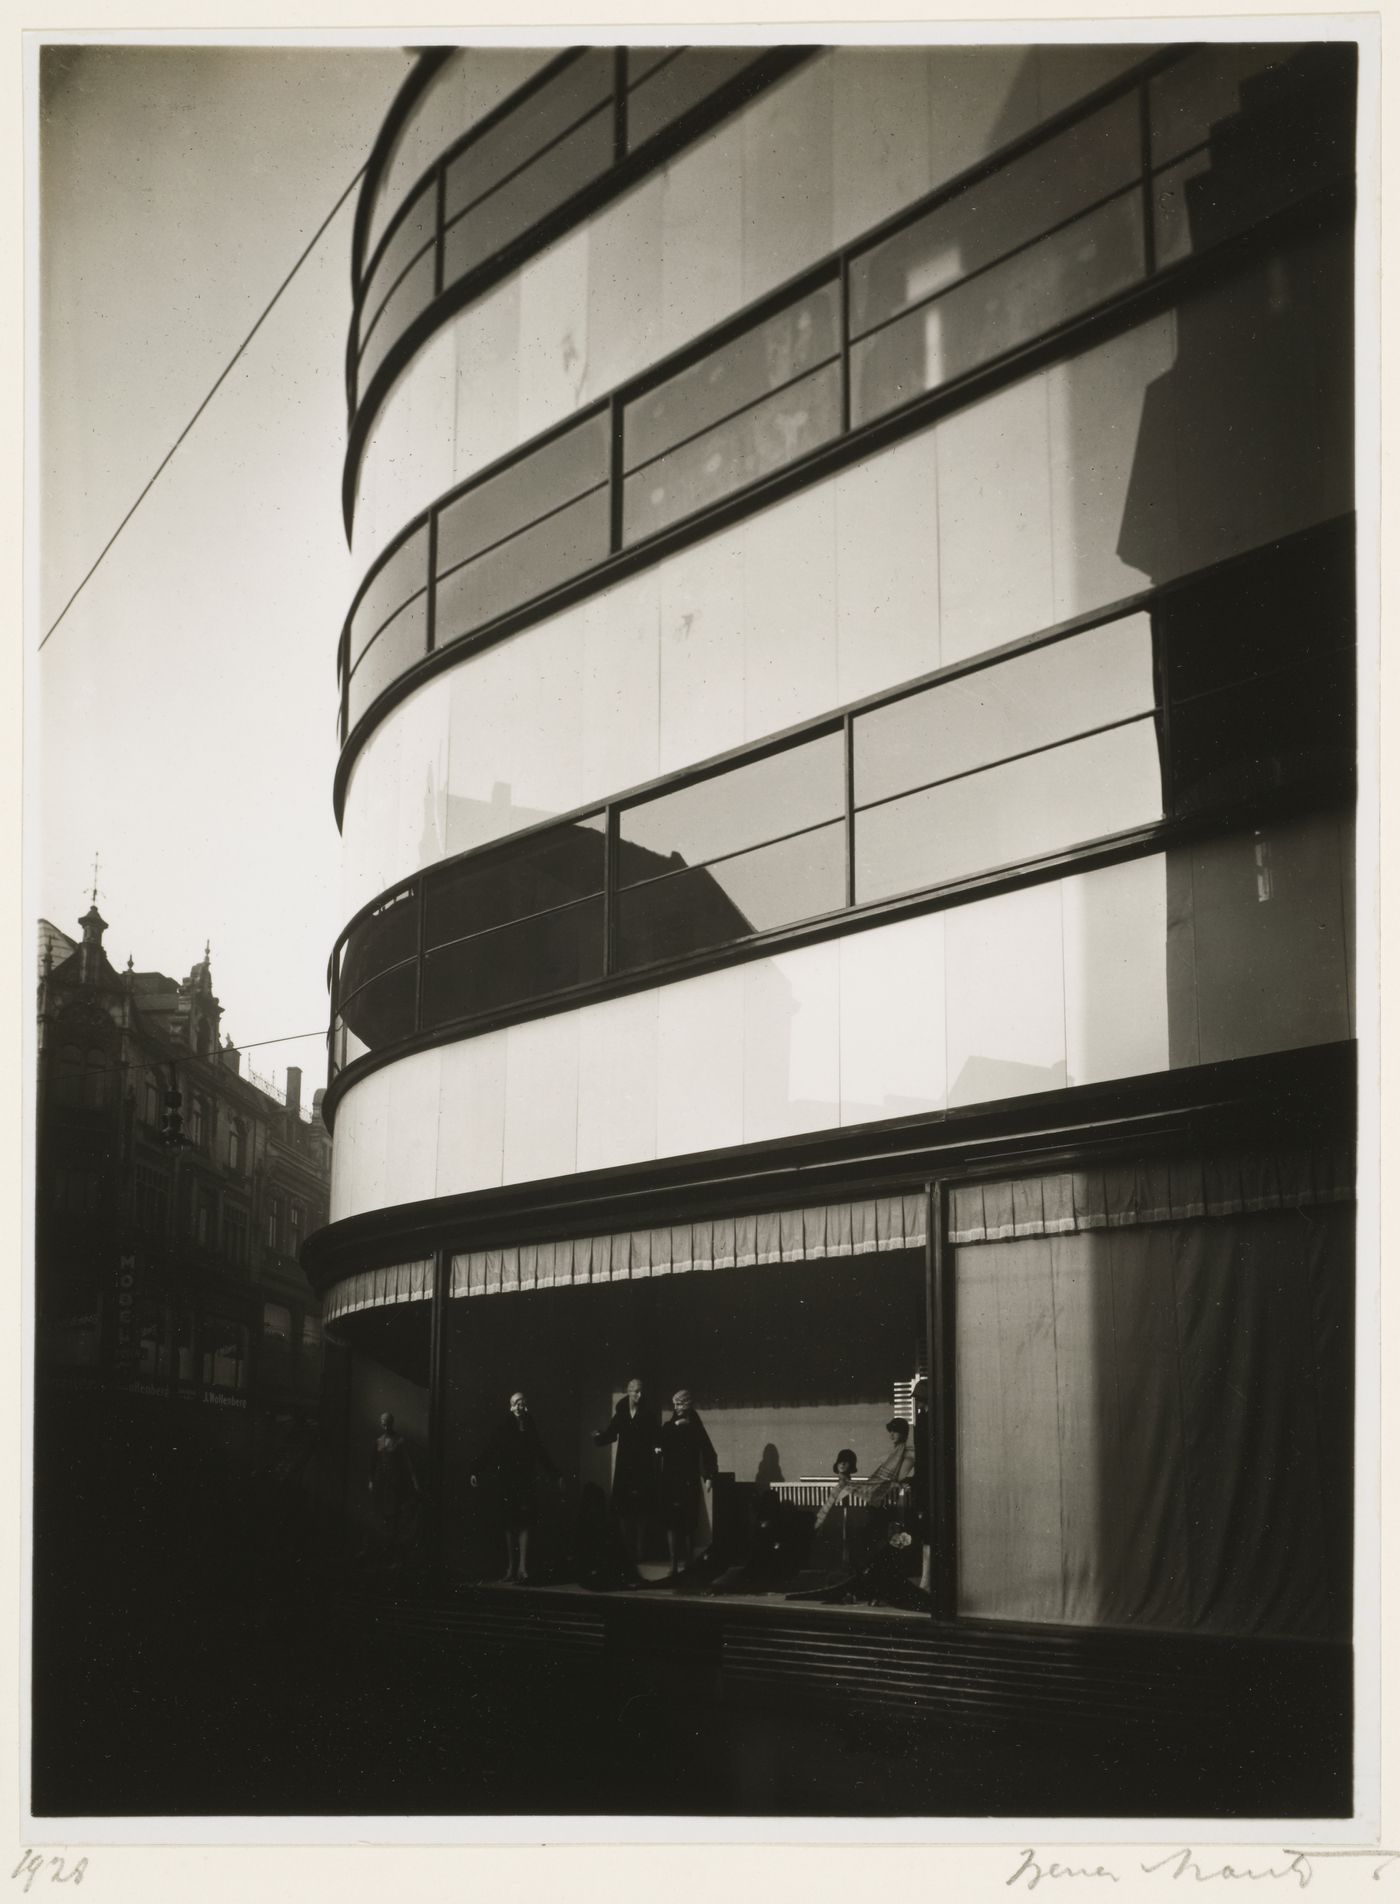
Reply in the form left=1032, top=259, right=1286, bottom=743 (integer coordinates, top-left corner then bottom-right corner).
left=35, top=43, right=417, bottom=1099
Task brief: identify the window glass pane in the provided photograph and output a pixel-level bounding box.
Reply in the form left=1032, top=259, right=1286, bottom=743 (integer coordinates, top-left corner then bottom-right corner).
left=361, top=177, right=437, bottom=325
left=622, top=361, right=841, bottom=543
left=349, top=525, right=429, bottom=669
left=346, top=592, right=428, bottom=728
left=616, top=821, right=845, bottom=967
left=854, top=616, right=1155, bottom=807
left=204, top=1321, right=248, bottom=1392
left=425, top=817, right=607, bottom=947
left=855, top=719, right=1163, bottom=903
left=332, top=1015, right=368, bottom=1074
left=442, top=109, right=614, bottom=285
left=848, top=93, right=1140, bottom=340
left=851, top=190, right=1145, bottom=427
left=339, top=960, right=417, bottom=1054
left=1169, top=658, right=1354, bottom=817
left=444, top=50, right=614, bottom=224
left=626, top=46, right=767, bottom=148
left=625, top=282, right=840, bottom=470
left=421, top=896, right=604, bottom=1025
left=1148, top=43, right=1313, bottom=167
left=360, top=237, right=438, bottom=362
left=339, top=888, right=419, bottom=997
left=434, top=489, right=611, bottom=647
left=436, top=413, right=609, bottom=574
left=358, top=246, right=437, bottom=391
left=619, top=731, right=844, bottom=874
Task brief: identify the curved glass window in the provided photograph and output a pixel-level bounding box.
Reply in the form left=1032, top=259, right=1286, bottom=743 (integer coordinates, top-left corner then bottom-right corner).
left=337, top=43, right=1355, bottom=753
left=352, top=46, right=803, bottom=418
left=328, top=524, right=1354, bottom=1083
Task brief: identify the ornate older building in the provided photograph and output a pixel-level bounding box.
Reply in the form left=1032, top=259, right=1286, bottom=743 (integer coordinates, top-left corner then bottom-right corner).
left=36, top=903, right=330, bottom=1459
left=305, top=42, right=1358, bottom=1811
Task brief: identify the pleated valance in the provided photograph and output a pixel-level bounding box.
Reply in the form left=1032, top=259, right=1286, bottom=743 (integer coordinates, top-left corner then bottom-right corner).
left=323, top=1257, right=432, bottom=1324
left=449, top=1194, right=929, bottom=1299
left=949, top=1146, right=1355, bottom=1245
left=322, top=1196, right=928, bottom=1322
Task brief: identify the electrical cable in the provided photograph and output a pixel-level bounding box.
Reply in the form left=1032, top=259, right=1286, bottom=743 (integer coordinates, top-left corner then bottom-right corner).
left=39, top=162, right=367, bottom=652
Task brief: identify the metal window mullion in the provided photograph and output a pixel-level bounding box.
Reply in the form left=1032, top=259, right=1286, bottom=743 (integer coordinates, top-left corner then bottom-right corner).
left=608, top=390, right=625, bottom=552
left=425, top=513, right=438, bottom=654
left=413, top=880, right=427, bottom=1036
left=602, top=803, right=616, bottom=976
left=838, top=249, right=853, bottom=437
left=843, top=711, right=856, bottom=909
left=928, top=1177, right=957, bottom=1622
left=1154, top=611, right=1174, bottom=820
left=434, top=166, right=446, bottom=298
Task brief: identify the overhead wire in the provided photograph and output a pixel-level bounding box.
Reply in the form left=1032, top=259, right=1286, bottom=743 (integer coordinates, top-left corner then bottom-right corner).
left=39, top=161, right=367, bottom=652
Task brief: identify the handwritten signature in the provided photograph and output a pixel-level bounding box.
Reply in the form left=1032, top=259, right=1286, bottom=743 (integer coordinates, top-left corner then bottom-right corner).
left=10, top=1854, right=87, bottom=1895
left=1008, top=1849, right=1400, bottom=1890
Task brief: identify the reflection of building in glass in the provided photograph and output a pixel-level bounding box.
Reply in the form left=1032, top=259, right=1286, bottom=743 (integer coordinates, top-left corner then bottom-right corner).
left=308, top=43, right=1357, bottom=1806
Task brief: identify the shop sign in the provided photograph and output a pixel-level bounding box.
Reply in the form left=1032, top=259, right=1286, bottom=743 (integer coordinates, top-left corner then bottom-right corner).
left=112, top=1252, right=139, bottom=1372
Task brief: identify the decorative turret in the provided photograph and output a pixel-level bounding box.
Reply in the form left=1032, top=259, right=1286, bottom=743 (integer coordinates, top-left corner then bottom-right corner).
left=77, top=900, right=108, bottom=988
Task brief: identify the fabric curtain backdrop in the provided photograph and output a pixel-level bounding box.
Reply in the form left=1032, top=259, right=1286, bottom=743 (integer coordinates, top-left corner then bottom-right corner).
left=956, top=1202, right=1353, bottom=1640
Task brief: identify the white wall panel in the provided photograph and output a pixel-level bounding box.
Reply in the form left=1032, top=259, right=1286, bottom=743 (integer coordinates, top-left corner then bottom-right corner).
left=581, top=173, right=664, bottom=406
left=576, top=989, right=660, bottom=1173
left=742, top=943, right=842, bottom=1144
left=834, top=430, right=941, bottom=705
left=833, top=48, right=933, bottom=249
left=657, top=535, right=746, bottom=776
left=516, top=225, right=591, bottom=444
left=945, top=881, right=1067, bottom=1108
left=383, top=1045, right=443, bottom=1206
left=936, top=373, right=1056, bottom=665
left=1047, top=315, right=1179, bottom=620
left=741, top=484, right=839, bottom=742
left=503, top=1012, right=580, bottom=1185
left=657, top=124, right=744, bottom=360
left=435, top=1029, right=508, bottom=1198
left=1062, top=855, right=1170, bottom=1087
left=925, top=46, right=1039, bottom=190
left=741, top=56, right=834, bottom=304
left=654, top=966, right=746, bottom=1158
left=838, top=913, right=947, bottom=1124
left=450, top=277, right=522, bottom=490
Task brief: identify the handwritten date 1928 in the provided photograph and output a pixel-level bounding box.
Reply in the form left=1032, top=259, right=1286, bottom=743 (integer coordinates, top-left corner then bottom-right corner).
left=10, top=1854, right=87, bottom=1895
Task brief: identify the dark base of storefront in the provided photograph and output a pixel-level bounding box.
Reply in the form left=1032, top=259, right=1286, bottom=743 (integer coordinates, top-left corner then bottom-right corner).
left=322, top=1576, right=1352, bottom=1819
